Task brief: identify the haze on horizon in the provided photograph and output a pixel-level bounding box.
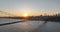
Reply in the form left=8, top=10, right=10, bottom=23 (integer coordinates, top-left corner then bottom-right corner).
left=0, top=0, right=60, bottom=17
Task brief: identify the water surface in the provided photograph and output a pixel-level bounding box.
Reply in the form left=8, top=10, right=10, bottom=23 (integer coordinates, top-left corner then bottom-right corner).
left=0, top=18, right=60, bottom=32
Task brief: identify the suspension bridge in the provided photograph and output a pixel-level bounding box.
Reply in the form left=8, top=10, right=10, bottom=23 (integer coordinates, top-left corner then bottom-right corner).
left=0, top=10, right=25, bottom=26
left=0, top=10, right=18, bottom=17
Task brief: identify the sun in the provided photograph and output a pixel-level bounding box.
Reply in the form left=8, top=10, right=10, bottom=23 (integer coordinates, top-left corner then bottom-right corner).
left=23, top=13, right=28, bottom=17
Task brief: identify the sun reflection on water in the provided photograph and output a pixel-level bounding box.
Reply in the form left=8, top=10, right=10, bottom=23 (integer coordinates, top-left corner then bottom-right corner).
left=15, top=21, right=44, bottom=32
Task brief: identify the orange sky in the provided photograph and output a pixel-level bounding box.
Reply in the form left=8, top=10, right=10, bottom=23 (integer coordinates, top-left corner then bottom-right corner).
left=0, top=0, right=60, bottom=17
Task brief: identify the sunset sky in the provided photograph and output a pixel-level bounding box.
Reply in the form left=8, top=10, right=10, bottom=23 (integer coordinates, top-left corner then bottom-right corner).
left=0, top=0, right=60, bottom=16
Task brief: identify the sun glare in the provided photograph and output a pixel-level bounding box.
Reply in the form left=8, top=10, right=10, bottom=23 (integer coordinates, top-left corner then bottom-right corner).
left=23, top=13, right=28, bottom=17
